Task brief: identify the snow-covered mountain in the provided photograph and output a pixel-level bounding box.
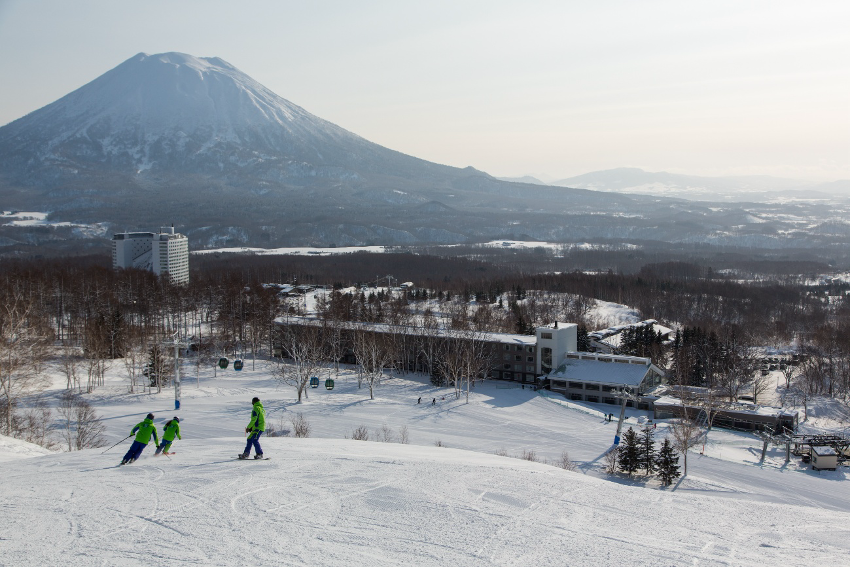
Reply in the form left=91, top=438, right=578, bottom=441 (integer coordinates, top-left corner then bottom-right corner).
left=0, top=52, right=459, bottom=183
left=0, top=52, right=657, bottom=248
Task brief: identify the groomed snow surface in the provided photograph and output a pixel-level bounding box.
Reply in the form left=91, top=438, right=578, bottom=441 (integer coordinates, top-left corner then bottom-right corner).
left=1, top=364, right=849, bottom=566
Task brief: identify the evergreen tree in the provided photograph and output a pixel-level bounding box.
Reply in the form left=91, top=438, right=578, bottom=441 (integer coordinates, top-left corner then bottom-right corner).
left=656, top=438, right=681, bottom=486
left=639, top=425, right=656, bottom=475
left=617, top=427, right=640, bottom=477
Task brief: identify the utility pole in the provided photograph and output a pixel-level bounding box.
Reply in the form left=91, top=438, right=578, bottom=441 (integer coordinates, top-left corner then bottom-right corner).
left=164, top=334, right=188, bottom=410
left=614, top=386, right=641, bottom=445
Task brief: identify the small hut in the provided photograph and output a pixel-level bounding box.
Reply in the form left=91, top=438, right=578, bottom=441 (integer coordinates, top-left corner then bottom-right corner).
left=811, top=446, right=838, bottom=471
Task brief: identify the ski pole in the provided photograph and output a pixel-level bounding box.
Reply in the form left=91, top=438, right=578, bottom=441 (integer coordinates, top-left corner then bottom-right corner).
left=101, top=434, right=133, bottom=454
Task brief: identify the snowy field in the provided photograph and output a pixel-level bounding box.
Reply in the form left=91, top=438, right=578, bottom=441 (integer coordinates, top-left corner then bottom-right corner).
left=193, top=240, right=643, bottom=256
left=1, top=360, right=849, bottom=566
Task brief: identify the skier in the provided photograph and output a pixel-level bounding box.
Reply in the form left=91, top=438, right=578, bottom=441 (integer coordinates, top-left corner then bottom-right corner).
left=120, top=413, right=159, bottom=465
left=432, top=398, right=436, bottom=406
left=238, top=397, right=265, bottom=459
left=417, top=397, right=421, bottom=404
left=155, top=417, right=181, bottom=455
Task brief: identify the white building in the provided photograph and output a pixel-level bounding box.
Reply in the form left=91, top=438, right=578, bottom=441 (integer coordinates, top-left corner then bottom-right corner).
left=112, top=226, right=189, bottom=284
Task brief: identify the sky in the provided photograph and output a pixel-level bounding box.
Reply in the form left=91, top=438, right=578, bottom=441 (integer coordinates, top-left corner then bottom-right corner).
left=0, top=0, right=848, bottom=182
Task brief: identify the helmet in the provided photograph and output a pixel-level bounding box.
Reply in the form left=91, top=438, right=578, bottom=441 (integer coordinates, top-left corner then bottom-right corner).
left=146, top=413, right=155, bottom=420
left=252, top=397, right=260, bottom=404
left=173, top=416, right=180, bottom=423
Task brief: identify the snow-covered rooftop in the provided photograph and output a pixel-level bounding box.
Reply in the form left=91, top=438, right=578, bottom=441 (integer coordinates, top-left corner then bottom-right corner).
left=812, top=445, right=838, bottom=456
left=275, top=316, right=537, bottom=345
left=548, top=357, right=652, bottom=387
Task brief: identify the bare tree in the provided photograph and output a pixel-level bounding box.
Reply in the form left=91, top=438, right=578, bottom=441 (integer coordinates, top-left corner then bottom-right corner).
left=351, top=325, right=394, bottom=400
left=669, top=412, right=703, bottom=477
left=289, top=412, right=311, bottom=438
left=750, top=371, right=773, bottom=405
left=558, top=450, right=578, bottom=472
left=0, top=287, right=50, bottom=435
left=58, top=391, right=107, bottom=451
left=272, top=319, right=328, bottom=402
left=377, top=424, right=395, bottom=443
left=122, top=338, right=146, bottom=394
left=350, top=425, right=369, bottom=441
left=603, top=447, right=619, bottom=475
left=781, top=363, right=797, bottom=390
left=16, top=396, right=55, bottom=449
left=60, top=342, right=82, bottom=392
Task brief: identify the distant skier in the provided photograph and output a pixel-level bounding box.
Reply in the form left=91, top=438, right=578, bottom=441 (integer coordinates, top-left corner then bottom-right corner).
left=238, top=397, right=265, bottom=459
left=155, top=417, right=181, bottom=455
left=432, top=398, right=436, bottom=406
left=417, top=397, right=421, bottom=404
left=120, top=413, right=159, bottom=465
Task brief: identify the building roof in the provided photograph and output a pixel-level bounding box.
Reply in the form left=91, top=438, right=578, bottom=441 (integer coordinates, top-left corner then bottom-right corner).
left=811, top=446, right=838, bottom=456
left=548, top=357, right=653, bottom=387
left=275, top=316, right=537, bottom=345
left=653, top=395, right=799, bottom=420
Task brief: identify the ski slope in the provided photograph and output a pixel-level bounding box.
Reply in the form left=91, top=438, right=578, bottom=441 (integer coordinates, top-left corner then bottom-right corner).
left=4, top=437, right=850, bottom=566
left=1, top=362, right=849, bottom=565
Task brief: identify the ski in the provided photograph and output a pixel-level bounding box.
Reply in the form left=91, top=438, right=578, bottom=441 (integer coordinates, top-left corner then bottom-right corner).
left=236, top=456, right=270, bottom=460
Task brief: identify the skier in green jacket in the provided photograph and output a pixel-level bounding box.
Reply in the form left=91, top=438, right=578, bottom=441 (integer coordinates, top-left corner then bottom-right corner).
left=121, top=413, right=159, bottom=465
left=238, top=397, right=265, bottom=459
left=155, top=417, right=181, bottom=455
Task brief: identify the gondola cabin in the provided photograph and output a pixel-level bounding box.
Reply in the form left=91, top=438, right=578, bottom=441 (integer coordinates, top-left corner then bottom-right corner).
left=233, top=359, right=243, bottom=371
left=310, top=377, right=319, bottom=388
left=218, top=357, right=229, bottom=369
left=325, top=379, right=335, bottom=390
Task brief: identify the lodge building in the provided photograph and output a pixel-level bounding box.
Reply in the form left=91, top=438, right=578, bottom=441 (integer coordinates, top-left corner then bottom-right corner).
left=274, top=317, right=666, bottom=410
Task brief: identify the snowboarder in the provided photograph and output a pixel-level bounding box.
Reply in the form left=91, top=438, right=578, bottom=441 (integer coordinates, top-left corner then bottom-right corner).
left=155, top=417, right=181, bottom=455
left=238, top=397, right=265, bottom=459
left=120, top=413, right=159, bottom=465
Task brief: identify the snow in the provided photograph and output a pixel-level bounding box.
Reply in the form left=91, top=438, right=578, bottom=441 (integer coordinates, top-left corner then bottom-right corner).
left=0, top=434, right=55, bottom=463
left=587, top=299, right=642, bottom=327
left=5, top=436, right=849, bottom=566
left=0, top=210, right=108, bottom=236
left=194, top=245, right=389, bottom=256
left=2, top=360, right=849, bottom=565
left=551, top=357, right=651, bottom=387
left=195, top=240, right=644, bottom=256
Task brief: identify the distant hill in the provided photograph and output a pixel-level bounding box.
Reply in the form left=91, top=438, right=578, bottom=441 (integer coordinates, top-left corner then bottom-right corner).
left=550, top=167, right=841, bottom=202
left=495, top=175, right=547, bottom=185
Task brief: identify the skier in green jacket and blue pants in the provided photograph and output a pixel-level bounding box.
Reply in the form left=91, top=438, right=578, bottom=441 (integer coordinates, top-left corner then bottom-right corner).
left=238, top=398, right=265, bottom=459
left=155, top=417, right=181, bottom=455
left=121, top=413, right=159, bottom=465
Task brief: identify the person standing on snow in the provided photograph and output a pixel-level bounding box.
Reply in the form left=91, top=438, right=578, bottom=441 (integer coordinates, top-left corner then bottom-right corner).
left=121, top=413, right=159, bottom=465
left=238, top=397, right=265, bottom=459
left=155, top=417, right=181, bottom=455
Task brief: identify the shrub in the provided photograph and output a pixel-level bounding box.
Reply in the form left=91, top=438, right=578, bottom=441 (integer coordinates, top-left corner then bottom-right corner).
left=351, top=425, right=369, bottom=441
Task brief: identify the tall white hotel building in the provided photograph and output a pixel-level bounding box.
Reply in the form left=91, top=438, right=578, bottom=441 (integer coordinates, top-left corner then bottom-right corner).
left=111, top=226, right=190, bottom=285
